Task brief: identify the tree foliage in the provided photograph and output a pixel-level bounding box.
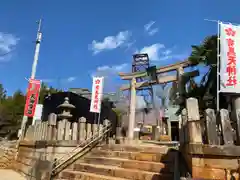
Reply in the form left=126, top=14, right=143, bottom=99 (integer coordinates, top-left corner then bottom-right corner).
left=175, top=35, right=227, bottom=110
left=0, top=82, right=60, bottom=139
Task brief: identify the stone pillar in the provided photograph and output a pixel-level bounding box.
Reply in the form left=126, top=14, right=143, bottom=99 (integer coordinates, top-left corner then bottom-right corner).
left=233, top=97, right=240, bottom=144
left=72, top=122, right=78, bottom=141
left=93, top=124, right=98, bottom=136
left=79, top=117, right=86, bottom=141
left=104, top=119, right=110, bottom=144
left=128, top=77, right=136, bottom=140
left=99, top=124, right=104, bottom=136
left=48, top=113, right=57, bottom=140
left=186, top=98, right=202, bottom=143
left=86, top=123, right=92, bottom=139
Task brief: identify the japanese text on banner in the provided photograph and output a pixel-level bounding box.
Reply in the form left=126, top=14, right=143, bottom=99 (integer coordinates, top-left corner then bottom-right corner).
left=90, top=77, right=104, bottom=113
left=220, top=23, right=240, bottom=93
left=24, top=79, right=41, bottom=117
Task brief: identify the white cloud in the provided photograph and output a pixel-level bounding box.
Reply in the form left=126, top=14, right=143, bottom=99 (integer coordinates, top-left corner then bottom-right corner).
left=91, top=63, right=129, bottom=92
left=90, top=31, right=131, bottom=54
left=137, top=44, right=187, bottom=62
left=159, top=52, right=188, bottom=61
left=162, top=49, right=172, bottom=56
left=138, top=43, right=165, bottom=61
left=92, top=63, right=129, bottom=79
left=144, top=21, right=155, bottom=31
left=148, top=28, right=159, bottom=36
left=66, top=76, right=76, bottom=82
left=144, top=21, right=158, bottom=36
left=0, top=32, right=19, bottom=61
left=95, top=63, right=128, bottom=76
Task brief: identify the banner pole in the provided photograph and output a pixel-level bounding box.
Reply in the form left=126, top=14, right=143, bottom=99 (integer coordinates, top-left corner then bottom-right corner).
left=217, top=21, right=221, bottom=111
left=97, top=111, right=101, bottom=136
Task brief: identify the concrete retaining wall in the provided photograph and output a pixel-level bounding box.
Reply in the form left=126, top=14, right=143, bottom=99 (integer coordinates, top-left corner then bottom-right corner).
left=15, top=140, right=86, bottom=180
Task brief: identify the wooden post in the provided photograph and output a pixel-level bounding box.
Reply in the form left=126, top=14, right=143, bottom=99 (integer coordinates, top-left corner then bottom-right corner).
left=79, top=117, right=86, bottom=141
left=128, top=77, right=136, bottom=140
left=186, top=98, right=202, bottom=143
left=220, top=109, right=234, bottom=145
left=205, top=109, right=219, bottom=145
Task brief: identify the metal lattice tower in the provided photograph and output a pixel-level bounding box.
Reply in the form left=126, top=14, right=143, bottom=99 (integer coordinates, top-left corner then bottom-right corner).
left=132, top=53, right=154, bottom=108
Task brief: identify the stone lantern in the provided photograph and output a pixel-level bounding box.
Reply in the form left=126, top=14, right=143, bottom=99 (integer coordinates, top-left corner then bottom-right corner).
left=57, top=97, right=75, bottom=140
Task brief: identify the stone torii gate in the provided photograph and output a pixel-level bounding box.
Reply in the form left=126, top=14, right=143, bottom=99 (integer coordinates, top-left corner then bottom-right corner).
left=118, top=59, right=199, bottom=140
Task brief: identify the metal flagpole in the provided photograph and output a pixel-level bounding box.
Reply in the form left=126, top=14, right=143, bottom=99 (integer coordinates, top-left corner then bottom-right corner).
left=217, top=21, right=221, bottom=111
left=97, top=91, right=104, bottom=136
left=97, top=111, right=101, bottom=136
left=19, top=19, right=43, bottom=140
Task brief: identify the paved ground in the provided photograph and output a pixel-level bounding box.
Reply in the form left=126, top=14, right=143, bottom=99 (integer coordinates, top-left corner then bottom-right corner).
left=0, top=169, right=25, bottom=180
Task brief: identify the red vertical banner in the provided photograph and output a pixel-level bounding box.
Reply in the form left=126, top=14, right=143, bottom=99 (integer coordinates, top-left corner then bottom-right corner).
left=24, top=79, right=41, bottom=117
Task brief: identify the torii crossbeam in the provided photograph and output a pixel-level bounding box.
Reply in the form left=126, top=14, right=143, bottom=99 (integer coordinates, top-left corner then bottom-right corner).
left=118, top=59, right=197, bottom=140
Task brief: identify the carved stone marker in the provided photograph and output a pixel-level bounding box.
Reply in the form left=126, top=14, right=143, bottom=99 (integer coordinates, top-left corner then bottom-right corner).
left=220, top=109, right=234, bottom=145
left=186, top=98, right=202, bottom=143
left=79, top=117, right=86, bottom=141
left=205, top=108, right=219, bottom=145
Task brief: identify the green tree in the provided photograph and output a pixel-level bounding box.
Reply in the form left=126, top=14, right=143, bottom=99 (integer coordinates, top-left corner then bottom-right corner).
left=180, top=34, right=225, bottom=110
left=0, top=90, right=25, bottom=138
left=168, top=35, right=219, bottom=111
left=189, top=35, right=218, bottom=106
left=0, top=83, right=6, bottom=103
left=38, top=83, right=61, bottom=104
left=2, top=90, right=25, bottom=125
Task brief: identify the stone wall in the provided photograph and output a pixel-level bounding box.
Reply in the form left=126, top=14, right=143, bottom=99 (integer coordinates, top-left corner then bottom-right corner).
left=15, top=140, right=90, bottom=179
left=0, top=147, right=17, bottom=169
left=182, top=144, right=240, bottom=179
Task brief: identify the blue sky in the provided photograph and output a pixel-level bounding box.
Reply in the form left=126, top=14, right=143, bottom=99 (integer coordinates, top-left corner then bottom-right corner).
left=0, top=0, right=239, bottom=95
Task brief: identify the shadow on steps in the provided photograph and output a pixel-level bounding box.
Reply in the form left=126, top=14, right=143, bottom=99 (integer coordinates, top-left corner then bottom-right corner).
left=151, top=148, right=179, bottom=180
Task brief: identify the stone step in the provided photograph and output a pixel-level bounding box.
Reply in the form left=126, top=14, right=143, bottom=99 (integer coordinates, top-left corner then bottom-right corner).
left=90, top=149, right=176, bottom=163
left=81, top=156, right=174, bottom=173
left=69, top=162, right=173, bottom=180
left=100, top=144, right=170, bottom=153
left=60, top=170, right=128, bottom=180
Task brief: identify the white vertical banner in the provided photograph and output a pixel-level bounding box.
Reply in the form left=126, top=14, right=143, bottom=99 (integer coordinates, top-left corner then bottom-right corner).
left=220, top=22, right=240, bottom=93
left=32, top=104, right=43, bottom=125
left=90, top=77, right=104, bottom=113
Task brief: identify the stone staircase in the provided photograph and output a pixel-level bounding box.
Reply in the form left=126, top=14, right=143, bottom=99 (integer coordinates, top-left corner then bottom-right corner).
left=57, top=143, right=178, bottom=180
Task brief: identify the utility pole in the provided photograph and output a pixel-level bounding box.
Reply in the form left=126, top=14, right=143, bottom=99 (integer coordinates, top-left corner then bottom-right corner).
left=19, top=19, right=43, bottom=140
left=31, top=19, right=42, bottom=79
